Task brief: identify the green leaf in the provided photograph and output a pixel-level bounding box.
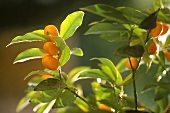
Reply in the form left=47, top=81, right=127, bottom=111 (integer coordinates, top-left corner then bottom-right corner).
left=139, top=8, right=160, bottom=30
left=154, top=87, right=170, bottom=101
left=14, top=48, right=45, bottom=64
left=85, top=23, right=128, bottom=35
left=53, top=89, right=76, bottom=108
left=16, top=92, right=36, bottom=112
left=114, top=45, right=144, bottom=58
left=67, top=66, right=90, bottom=84
left=53, top=36, right=66, bottom=51
left=158, top=8, right=170, bottom=24
left=24, top=70, right=51, bottom=80
left=157, top=97, right=168, bottom=112
left=59, top=45, right=71, bottom=66
left=100, top=32, right=129, bottom=42
left=60, top=11, right=84, bottom=40
left=116, top=6, right=147, bottom=25
left=80, top=4, right=128, bottom=24
left=162, top=34, right=170, bottom=49
left=71, top=48, right=83, bottom=56
left=91, top=58, right=123, bottom=88
left=34, top=78, right=67, bottom=91
left=142, top=82, right=158, bottom=93
left=118, top=74, right=133, bottom=86
left=7, top=30, right=48, bottom=47
left=78, top=69, right=109, bottom=81
left=116, top=58, right=127, bottom=72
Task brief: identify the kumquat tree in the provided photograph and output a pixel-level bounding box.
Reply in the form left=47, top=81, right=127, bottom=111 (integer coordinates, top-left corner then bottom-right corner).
left=6, top=0, right=170, bottom=113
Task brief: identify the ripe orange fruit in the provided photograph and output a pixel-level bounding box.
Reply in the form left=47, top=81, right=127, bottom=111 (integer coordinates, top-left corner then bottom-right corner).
left=43, top=42, right=59, bottom=56
left=42, top=55, right=60, bottom=70
left=164, top=50, right=170, bottom=61
left=98, top=104, right=112, bottom=112
left=44, top=25, right=59, bottom=42
left=150, top=21, right=163, bottom=38
left=147, top=40, right=157, bottom=54
left=160, top=23, right=169, bottom=36
left=126, top=57, right=139, bottom=71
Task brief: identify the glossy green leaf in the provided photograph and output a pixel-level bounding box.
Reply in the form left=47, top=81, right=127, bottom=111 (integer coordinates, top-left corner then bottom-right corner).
left=34, top=78, right=67, bottom=91
left=14, top=48, right=45, bottom=64
left=7, top=30, right=48, bottom=47
left=71, top=48, right=83, bottom=56
left=59, top=45, right=71, bottom=66
left=154, top=87, right=170, bottom=101
left=139, top=8, right=160, bottom=30
left=116, top=6, right=147, bottom=25
left=80, top=4, right=128, bottom=24
left=100, top=32, right=129, bottom=42
left=24, top=70, right=51, bottom=80
left=60, top=11, right=84, bottom=40
left=91, top=58, right=123, bottom=88
left=78, top=69, right=109, bottom=81
left=16, top=92, right=36, bottom=112
left=114, top=45, right=144, bottom=58
left=85, top=23, right=128, bottom=35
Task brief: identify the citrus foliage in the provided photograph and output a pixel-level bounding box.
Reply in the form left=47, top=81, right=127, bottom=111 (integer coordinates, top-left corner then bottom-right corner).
left=6, top=0, right=170, bottom=113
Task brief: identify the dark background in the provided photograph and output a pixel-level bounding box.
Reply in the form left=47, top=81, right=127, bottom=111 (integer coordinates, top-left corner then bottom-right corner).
left=0, top=0, right=155, bottom=113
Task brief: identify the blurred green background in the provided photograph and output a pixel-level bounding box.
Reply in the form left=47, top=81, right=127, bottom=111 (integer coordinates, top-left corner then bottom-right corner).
left=0, top=0, right=166, bottom=113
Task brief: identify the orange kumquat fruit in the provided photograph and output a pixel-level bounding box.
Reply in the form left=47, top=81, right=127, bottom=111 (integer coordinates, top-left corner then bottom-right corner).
left=150, top=21, right=163, bottom=38
left=147, top=40, right=157, bottom=54
left=126, top=57, right=139, bottom=71
left=43, top=42, right=59, bottom=56
left=164, top=50, right=170, bottom=62
left=42, top=55, right=60, bottom=70
left=44, top=25, right=59, bottom=42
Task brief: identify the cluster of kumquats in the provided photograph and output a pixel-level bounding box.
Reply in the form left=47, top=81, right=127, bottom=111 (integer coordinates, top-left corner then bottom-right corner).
left=42, top=25, right=60, bottom=70
left=126, top=21, right=170, bottom=71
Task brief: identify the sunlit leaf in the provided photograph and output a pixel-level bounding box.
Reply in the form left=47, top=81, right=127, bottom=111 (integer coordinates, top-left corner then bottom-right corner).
left=34, top=78, right=67, bottom=91
left=80, top=4, right=128, bottom=24
left=24, top=70, right=51, bottom=80
left=157, top=8, right=170, bottom=24
left=59, top=45, right=71, bottom=66
left=60, top=11, right=84, bottom=40
left=139, top=8, right=160, bottom=30
left=91, top=58, right=123, bottom=88
left=71, top=48, right=83, bottom=56
left=7, top=30, right=48, bottom=47
left=162, top=34, right=170, bottom=49
left=78, top=69, right=109, bottom=81
left=16, top=92, right=36, bottom=112
left=114, top=45, right=144, bottom=58
left=85, top=23, right=128, bottom=35
left=13, top=48, right=45, bottom=64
